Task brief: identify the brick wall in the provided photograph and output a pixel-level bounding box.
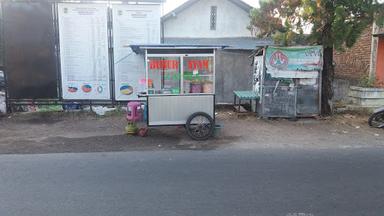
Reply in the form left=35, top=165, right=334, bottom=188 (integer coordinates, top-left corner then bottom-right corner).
left=334, top=27, right=372, bottom=82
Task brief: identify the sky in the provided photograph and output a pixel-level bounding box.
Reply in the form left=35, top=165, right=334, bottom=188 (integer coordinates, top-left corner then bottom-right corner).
left=162, top=0, right=259, bottom=14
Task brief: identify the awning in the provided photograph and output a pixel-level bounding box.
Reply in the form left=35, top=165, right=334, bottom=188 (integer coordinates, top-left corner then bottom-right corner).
left=129, top=44, right=227, bottom=54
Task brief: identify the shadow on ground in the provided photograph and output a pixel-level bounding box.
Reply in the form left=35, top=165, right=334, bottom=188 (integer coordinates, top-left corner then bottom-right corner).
left=0, top=112, right=238, bottom=154
left=1, top=110, right=383, bottom=154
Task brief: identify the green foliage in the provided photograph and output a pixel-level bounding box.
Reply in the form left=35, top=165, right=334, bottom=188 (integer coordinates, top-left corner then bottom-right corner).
left=249, top=0, right=384, bottom=50
left=358, top=75, right=375, bottom=88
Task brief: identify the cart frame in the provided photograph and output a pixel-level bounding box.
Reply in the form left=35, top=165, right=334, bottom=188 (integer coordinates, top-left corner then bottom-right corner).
left=134, top=46, right=219, bottom=140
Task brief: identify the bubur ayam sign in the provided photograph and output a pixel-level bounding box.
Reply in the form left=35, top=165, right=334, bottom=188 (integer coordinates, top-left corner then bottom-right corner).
left=149, top=59, right=179, bottom=70
left=149, top=59, right=210, bottom=70
left=266, top=46, right=323, bottom=71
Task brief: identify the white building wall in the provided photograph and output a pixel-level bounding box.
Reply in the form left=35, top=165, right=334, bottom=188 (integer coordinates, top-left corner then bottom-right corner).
left=163, top=0, right=251, bottom=38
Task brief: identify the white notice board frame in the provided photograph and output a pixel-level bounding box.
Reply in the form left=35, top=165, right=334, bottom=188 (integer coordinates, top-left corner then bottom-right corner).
left=58, top=3, right=111, bottom=100
left=112, top=4, right=161, bottom=101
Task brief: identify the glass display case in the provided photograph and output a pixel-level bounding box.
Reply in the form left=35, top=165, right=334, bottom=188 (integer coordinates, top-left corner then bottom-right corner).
left=146, top=54, right=215, bottom=95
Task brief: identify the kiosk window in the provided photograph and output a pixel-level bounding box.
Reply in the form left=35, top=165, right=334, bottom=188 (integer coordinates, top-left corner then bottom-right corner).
left=183, top=56, right=214, bottom=94
left=148, top=57, right=181, bottom=95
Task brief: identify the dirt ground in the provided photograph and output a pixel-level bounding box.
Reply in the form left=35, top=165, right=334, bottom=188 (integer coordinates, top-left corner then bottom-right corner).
left=0, top=109, right=383, bottom=154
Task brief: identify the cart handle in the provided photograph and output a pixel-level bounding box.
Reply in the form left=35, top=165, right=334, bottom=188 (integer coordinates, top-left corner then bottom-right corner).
left=137, top=92, right=148, bottom=98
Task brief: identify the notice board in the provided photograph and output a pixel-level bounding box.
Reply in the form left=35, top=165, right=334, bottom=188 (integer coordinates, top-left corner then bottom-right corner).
left=58, top=3, right=110, bottom=100
left=112, top=4, right=161, bottom=101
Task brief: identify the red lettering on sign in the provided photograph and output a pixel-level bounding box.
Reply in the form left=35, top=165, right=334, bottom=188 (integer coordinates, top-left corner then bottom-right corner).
left=149, top=60, right=179, bottom=70
left=187, top=60, right=210, bottom=70
left=150, top=59, right=210, bottom=70
left=188, top=61, right=194, bottom=70
left=203, top=60, right=209, bottom=70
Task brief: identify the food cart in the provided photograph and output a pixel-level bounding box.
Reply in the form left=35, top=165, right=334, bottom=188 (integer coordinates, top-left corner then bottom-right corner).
left=131, top=45, right=220, bottom=140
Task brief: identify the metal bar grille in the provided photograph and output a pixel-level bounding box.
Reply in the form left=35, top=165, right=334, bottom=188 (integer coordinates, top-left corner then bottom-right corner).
left=210, top=6, right=217, bottom=30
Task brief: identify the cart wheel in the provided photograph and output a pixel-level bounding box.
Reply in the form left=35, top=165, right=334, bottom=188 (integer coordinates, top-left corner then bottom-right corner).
left=186, top=112, right=214, bottom=141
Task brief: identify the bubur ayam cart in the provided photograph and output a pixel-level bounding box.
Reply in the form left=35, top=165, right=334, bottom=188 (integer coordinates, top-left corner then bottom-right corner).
left=131, top=45, right=220, bottom=140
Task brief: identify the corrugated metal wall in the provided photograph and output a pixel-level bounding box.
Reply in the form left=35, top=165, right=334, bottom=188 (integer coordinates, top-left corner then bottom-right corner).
left=215, top=50, right=253, bottom=104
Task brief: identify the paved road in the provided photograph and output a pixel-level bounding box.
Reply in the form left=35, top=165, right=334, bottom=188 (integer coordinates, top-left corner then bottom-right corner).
left=0, top=148, right=383, bottom=216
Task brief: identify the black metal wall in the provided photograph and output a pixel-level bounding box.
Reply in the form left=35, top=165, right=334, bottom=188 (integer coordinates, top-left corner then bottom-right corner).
left=0, top=3, right=4, bottom=68
left=3, top=1, right=58, bottom=99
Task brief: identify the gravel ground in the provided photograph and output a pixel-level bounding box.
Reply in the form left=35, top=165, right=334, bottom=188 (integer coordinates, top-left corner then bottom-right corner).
left=0, top=110, right=383, bottom=154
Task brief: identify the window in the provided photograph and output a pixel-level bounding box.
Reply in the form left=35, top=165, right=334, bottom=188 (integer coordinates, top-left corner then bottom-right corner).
left=147, top=55, right=215, bottom=95
left=210, top=6, right=217, bottom=30
left=148, top=57, right=181, bottom=95
left=183, top=56, right=214, bottom=94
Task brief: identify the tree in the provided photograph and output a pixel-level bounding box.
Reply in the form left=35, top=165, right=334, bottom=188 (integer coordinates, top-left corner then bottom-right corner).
left=249, top=0, right=384, bottom=115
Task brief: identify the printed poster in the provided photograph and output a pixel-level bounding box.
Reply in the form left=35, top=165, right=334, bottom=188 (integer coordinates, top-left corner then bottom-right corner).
left=265, top=46, right=323, bottom=79
left=58, top=3, right=110, bottom=100
left=112, top=4, right=161, bottom=101
left=253, top=55, right=263, bottom=92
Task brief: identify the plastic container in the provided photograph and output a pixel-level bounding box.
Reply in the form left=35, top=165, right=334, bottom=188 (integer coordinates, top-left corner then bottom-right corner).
left=171, top=88, right=180, bottom=94
left=203, top=82, right=213, bottom=93
left=214, top=124, right=223, bottom=137
left=191, top=83, right=202, bottom=93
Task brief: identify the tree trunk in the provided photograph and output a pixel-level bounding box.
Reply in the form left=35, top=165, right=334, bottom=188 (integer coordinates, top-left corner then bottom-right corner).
left=320, top=1, right=335, bottom=116
left=321, top=46, right=334, bottom=115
